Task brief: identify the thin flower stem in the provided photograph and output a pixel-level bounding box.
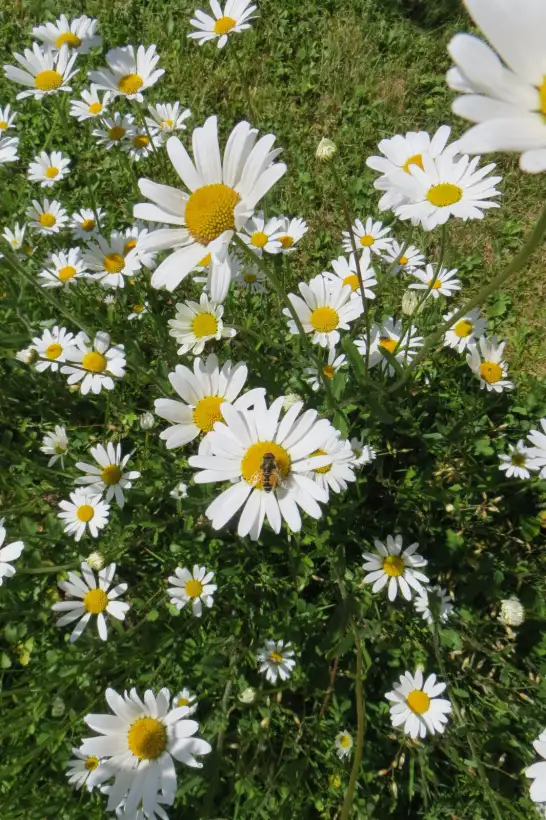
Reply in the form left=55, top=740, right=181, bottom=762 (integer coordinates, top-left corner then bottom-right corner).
left=340, top=620, right=367, bottom=820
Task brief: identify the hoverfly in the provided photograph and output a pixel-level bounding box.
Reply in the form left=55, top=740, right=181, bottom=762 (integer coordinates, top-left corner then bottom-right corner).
left=250, top=452, right=286, bottom=493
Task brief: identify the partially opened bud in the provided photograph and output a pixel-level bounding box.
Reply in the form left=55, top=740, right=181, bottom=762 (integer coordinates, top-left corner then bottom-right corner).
left=316, top=137, right=336, bottom=162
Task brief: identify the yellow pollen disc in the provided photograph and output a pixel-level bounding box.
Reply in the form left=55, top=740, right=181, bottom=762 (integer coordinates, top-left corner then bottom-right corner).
left=177, top=697, right=190, bottom=707
left=83, top=587, right=108, bottom=613
left=512, top=453, right=526, bottom=467
left=193, top=395, right=224, bottom=433
left=279, top=235, right=294, bottom=248
left=104, top=253, right=125, bottom=274
left=55, top=32, right=82, bottom=48
left=322, top=364, right=335, bottom=379
left=539, top=76, right=546, bottom=117
left=311, top=448, right=331, bottom=474
left=427, top=182, right=463, bottom=207
left=34, top=69, right=63, bottom=91
left=213, top=15, right=237, bottom=34
left=101, top=464, right=122, bottom=485
left=45, top=343, right=63, bottom=360
left=82, top=351, right=107, bottom=373
left=118, top=73, right=144, bottom=95
left=192, top=312, right=218, bottom=338
left=39, top=212, right=56, bottom=228
left=108, top=125, right=125, bottom=141
left=241, top=441, right=291, bottom=489
left=59, top=265, right=77, bottom=282
left=382, top=554, right=405, bottom=577
left=0, top=121, right=8, bottom=130
left=342, top=273, right=360, bottom=291
left=81, top=218, right=96, bottom=232
left=88, top=102, right=102, bottom=115
left=127, top=717, right=167, bottom=760
left=359, top=234, right=375, bottom=247
left=379, top=337, right=397, bottom=354
left=339, top=734, right=351, bottom=748
left=55, top=443, right=65, bottom=454
left=124, top=239, right=137, bottom=256
left=399, top=255, right=408, bottom=265
left=244, top=273, right=257, bottom=283
left=85, top=756, right=99, bottom=771
left=479, top=361, right=503, bottom=384
left=163, top=118, right=174, bottom=128
left=402, top=153, right=424, bottom=173
left=185, top=579, right=203, bottom=598
left=406, top=689, right=431, bottom=715
left=198, top=253, right=211, bottom=267
left=132, top=134, right=149, bottom=149
left=269, top=652, right=283, bottom=664
left=250, top=231, right=268, bottom=248
left=45, top=166, right=59, bottom=179
left=76, top=504, right=95, bottom=523
left=185, top=183, right=240, bottom=245
left=310, top=306, right=339, bottom=333
left=133, top=304, right=145, bottom=313
left=427, top=279, right=442, bottom=290
left=454, top=319, right=472, bottom=338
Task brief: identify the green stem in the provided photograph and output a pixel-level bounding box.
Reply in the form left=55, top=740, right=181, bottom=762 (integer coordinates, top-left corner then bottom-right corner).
left=340, top=621, right=366, bottom=820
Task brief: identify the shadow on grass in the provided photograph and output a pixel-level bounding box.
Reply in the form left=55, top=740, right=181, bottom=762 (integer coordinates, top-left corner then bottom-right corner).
left=375, top=0, right=466, bottom=28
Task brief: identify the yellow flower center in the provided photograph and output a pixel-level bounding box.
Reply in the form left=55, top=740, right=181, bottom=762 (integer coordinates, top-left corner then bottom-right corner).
left=0, top=120, right=8, bottom=130
left=56, top=32, right=82, bottom=48
left=479, top=361, right=503, bottom=384
left=118, top=73, right=144, bottom=95
left=511, top=452, right=526, bottom=467
left=82, top=351, right=107, bottom=373
left=132, top=134, right=149, bottom=149
left=250, top=231, right=268, bottom=248
left=81, top=218, right=96, bottom=232
left=108, top=125, right=126, bottom=141
left=39, top=212, right=56, bottom=228
left=454, top=319, right=473, bottom=338
left=45, top=343, right=63, bottom=360
left=382, top=554, right=405, bottom=577
left=310, top=306, right=339, bottom=333
left=339, top=734, right=352, bottom=749
left=243, top=273, right=257, bottom=283
left=76, top=504, right=95, bottom=523
left=177, top=696, right=190, bottom=707
left=55, top=443, right=66, bottom=454
left=132, top=304, right=145, bottom=313
left=124, top=239, right=137, bottom=256
left=427, top=183, right=463, bottom=207
left=241, top=441, right=291, bottom=489
left=539, top=76, right=546, bottom=117
left=213, top=15, right=236, bottom=34
left=163, top=118, right=174, bottom=128
left=45, top=166, right=59, bottom=179
left=359, top=234, right=375, bottom=247
left=311, top=448, right=331, bottom=474
left=83, top=588, right=108, bottom=613
left=88, top=102, right=102, bottom=115
left=402, top=153, right=424, bottom=173
left=279, top=235, right=294, bottom=249
left=323, top=364, right=335, bottom=379
left=34, top=69, right=63, bottom=91
left=193, top=395, right=224, bottom=433
left=269, top=652, right=283, bottom=664
left=342, top=273, right=360, bottom=291
left=104, top=253, right=125, bottom=274
left=406, top=689, right=431, bottom=715
left=101, top=465, right=122, bottom=486
left=192, top=312, right=218, bottom=338
left=58, top=265, right=77, bottom=282
left=399, top=255, right=408, bottom=265
left=379, top=337, right=397, bottom=354
left=127, top=717, right=167, bottom=760
left=426, top=278, right=442, bottom=290
left=85, top=756, right=99, bottom=771
left=185, top=579, right=203, bottom=598
left=198, top=253, right=211, bottom=267
left=184, top=183, right=240, bottom=245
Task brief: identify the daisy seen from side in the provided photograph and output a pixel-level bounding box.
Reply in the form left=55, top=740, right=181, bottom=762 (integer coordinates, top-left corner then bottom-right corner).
left=167, top=565, right=217, bottom=617
left=71, top=208, right=105, bottom=241
left=188, top=0, right=257, bottom=49
left=32, top=14, right=102, bottom=54
left=38, top=247, right=89, bottom=289
left=409, top=264, right=462, bottom=299
left=41, top=425, right=69, bottom=467
left=170, top=482, right=188, bottom=500
left=92, top=113, right=135, bottom=150
left=0, top=136, right=18, bottom=164
left=323, top=253, right=378, bottom=301
left=66, top=748, right=103, bottom=791
left=499, top=440, right=538, bottom=480
left=0, top=104, right=17, bottom=133
left=70, top=86, right=112, bottom=122
left=350, top=437, right=376, bottom=466
left=238, top=211, right=284, bottom=255
left=335, top=730, right=353, bottom=759
left=168, top=293, right=236, bottom=355
left=526, top=418, right=546, bottom=478
left=362, top=534, right=429, bottom=601
left=341, top=217, right=394, bottom=260
left=257, top=639, right=296, bottom=684
left=466, top=335, right=513, bottom=392
left=356, top=317, right=423, bottom=376
left=284, top=274, right=362, bottom=348
left=442, top=307, right=486, bottom=352
left=303, top=346, right=346, bottom=392
left=4, top=43, right=78, bottom=100
left=84, top=232, right=142, bottom=289
left=89, top=44, right=164, bottom=102
left=0, top=519, right=24, bottom=586
left=414, top=585, right=454, bottom=625
left=307, top=432, right=356, bottom=498
left=27, top=198, right=68, bottom=235
left=75, top=442, right=141, bottom=508
left=32, top=325, right=76, bottom=372
left=276, top=216, right=308, bottom=253
left=1, top=222, right=26, bottom=250
left=386, top=669, right=451, bottom=739
left=57, top=490, right=110, bottom=542
left=61, top=331, right=126, bottom=395
left=145, top=102, right=191, bottom=140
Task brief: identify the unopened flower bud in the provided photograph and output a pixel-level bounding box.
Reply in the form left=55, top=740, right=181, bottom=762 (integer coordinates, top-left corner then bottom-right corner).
left=499, top=596, right=525, bottom=627
left=401, top=290, right=424, bottom=315
left=139, top=411, right=155, bottom=430
left=238, top=687, right=256, bottom=704
left=16, top=346, right=38, bottom=365
left=316, top=137, right=336, bottom=162
left=283, top=393, right=301, bottom=410
left=86, top=551, right=105, bottom=571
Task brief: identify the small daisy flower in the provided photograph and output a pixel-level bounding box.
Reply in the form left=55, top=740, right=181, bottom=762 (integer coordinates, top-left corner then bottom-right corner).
left=122, top=224, right=158, bottom=269
left=32, top=325, right=76, bottom=372
left=70, top=86, right=111, bottom=122
left=0, top=519, right=24, bottom=586
left=170, top=482, right=188, bottom=500
left=0, top=135, right=18, bottom=164
left=362, top=534, right=428, bottom=601
left=1, top=222, right=26, bottom=251
left=0, top=104, right=17, bottom=133
left=386, top=669, right=451, bottom=739
left=40, top=425, right=69, bottom=467
left=189, top=0, right=258, bottom=49
left=356, top=318, right=423, bottom=376
left=238, top=211, right=284, bottom=256
left=335, top=730, right=353, bottom=759
left=167, top=565, right=217, bottom=617
left=303, top=346, right=346, bottom=391
left=168, top=293, right=236, bottom=356
left=89, top=44, right=164, bottom=102
left=71, top=208, right=105, bottom=241
left=323, top=253, right=378, bottom=300
left=409, top=264, right=461, bottom=300
left=350, top=438, right=376, bottom=466
left=307, top=432, right=356, bottom=498
left=275, top=216, right=308, bottom=253
left=75, top=442, right=140, bottom=508
left=341, top=217, right=394, bottom=259
left=57, top=490, right=110, bottom=542
left=32, top=14, right=102, bottom=54
left=66, top=748, right=103, bottom=791
left=38, top=247, right=89, bottom=289
left=84, top=232, right=142, bottom=289
left=257, top=639, right=296, bottom=684
left=122, top=127, right=161, bottom=161
left=128, top=302, right=149, bottom=321
left=466, top=336, right=513, bottom=393
left=52, top=561, right=129, bottom=642
left=526, top=418, right=546, bottom=479
left=61, top=331, right=126, bottom=395
left=233, top=261, right=267, bottom=294
left=499, top=597, right=525, bottom=628
left=4, top=43, right=78, bottom=100
left=92, top=112, right=135, bottom=150
left=442, top=307, right=486, bottom=352
left=27, top=198, right=68, bottom=235
left=414, top=585, right=454, bottom=625
left=499, top=440, right=538, bottom=480
left=384, top=241, right=426, bottom=274
left=173, top=688, right=198, bottom=716
left=145, top=102, right=191, bottom=141
left=284, top=274, right=362, bottom=348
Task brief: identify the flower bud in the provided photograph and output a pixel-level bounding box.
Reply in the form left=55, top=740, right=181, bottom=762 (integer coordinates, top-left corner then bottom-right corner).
left=283, top=393, right=301, bottom=410
left=238, top=687, right=256, bottom=704
left=86, top=551, right=105, bottom=571
left=316, top=137, right=336, bottom=162
left=139, top=411, right=155, bottom=430
left=401, top=290, right=424, bottom=315
left=499, top=596, right=525, bottom=627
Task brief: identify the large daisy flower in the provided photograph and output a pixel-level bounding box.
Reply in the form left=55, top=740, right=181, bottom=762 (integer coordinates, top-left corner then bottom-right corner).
left=4, top=43, right=77, bottom=100
left=27, top=198, right=68, bottom=235
left=466, top=335, right=513, bottom=392
left=89, top=44, right=164, bottom=102
left=28, top=150, right=70, bottom=188
left=32, top=325, right=76, bottom=372
left=146, top=102, right=191, bottom=141
left=355, top=317, right=423, bottom=376
left=62, top=331, right=126, bottom=395
left=40, top=425, right=69, bottom=467
left=256, top=639, right=296, bottom=684
left=92, top=112, right=135, bottom=150
left=168, top=293, right=236, bottom=355
left=0, top=104, right=17, bottom=134
left=526, top=418, right=546, bottom=478
left=66, top=748, right=103, bottom=791
left=323, top=253, right=378, bottom=301
left=341, top=217, right=394, bottom=260
left=0, top=136, right=19, bottom=164
left=442, top=307, right=486, bottom=352
left=284, top=274, right=362, bottom=348
left=238, top=211, right=284, bottom=255
left=303, top=346, right=346, bottom=392
left=84, top=232, right=142, bottom=289
left=386, top=669, right=451, bottom=739
left=133, top=115, right=286, bottom=291
left=57, top=490, right=110, bottom=542
left=188, top=0, right=257, bottom=49
left=307, top=431, right=356, bottom=498
left=361, top=534, right=429, bottom=601
left=38, top=247, right=89, bottom=289
left=0, top=519, right=24, bottom=586
left=409, top=264, right=462, bottom=299
left=71, top=207, right=105, bottom=241
left=167, top=565, right=217, bottom=617
left=276, top=216, right=308, bottom=253
left=75, top=442, right=140, bottom=507
left=188, top=395, right=335, bottom=540
left=32, top=14, right=102, bottom=53
left=70, top=86, right=111, bottom=122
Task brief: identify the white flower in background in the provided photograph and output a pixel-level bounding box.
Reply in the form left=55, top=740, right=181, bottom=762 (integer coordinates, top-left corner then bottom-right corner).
left=282, top=393, right=301, bottom=410
left=362, top=534, right=429, bottom=601
left=447, top=0, right=546, bottom=174
left=307, top=432, right=356, bottom=498
left=284, top=274, right=362, bottom=348
left=414, top=585, right=454, bottom=625
left=341, top=217, right=394, bottom=260
left=128, top=302, right=149, bottom=321
left=84, top=232, right=142, bottom=289
left=65, top=748, right=103, bottom=791
left=0, top=135, right=18, bottom=164
left=323, top=253, right=378, bottom=300
left=145, top=102, right=191, bottom=140
left=0, top=104, right=17, bottom=133
left=466, top=335, right=513, bottom=393
left=356, top=318, right=423, bottom=376
left=499, top=597, right=525, bottom=628
left=335, top=730, right=353, bottom=759
left=233, top=261, right=266, bottom=294
left=103, top=294, right=116, bottom=306
left=57, top=490, right=110, bottom=541
left=188, top=395, right=335, bottom=540
left=409, top=264, right=461, bottom=300
left=386, top=670, right=451, bottom=739
left=38, top=248, right=89, bottom=289
left=168, top=293, right=236, bottom=355
left=257, top=639, right=295, bottom=684
left=40, top=425, right=69, bottom=467
left=122, top=224, right=158, bottom=269
left=238, top=687, right=256, bottom=704
left=350, top=438, right=376, bottom=466
left=122, top=127, right=161, bottom=161
left=71, top=208, right=105, bottom=241
left=86, top=551, right=105, bottom=571
left=168, top=565, right=217, bottom=617
left=70, top=86, right=111, bottom=121
left=61, top=331, right=126, bottom=395
left=442, top=307, right=486, bottom=352
left=0, top=519, right=24, bottom=586
left=4, top=43, right=78, bottom=100
left=526, top=418, right=546, bottom=479
left=393, top=153, right=502, bottom=230
left=51, top=561, right=130, bottom=642
left=1, top=222, right=26, bottom=250
left=80, top=687, right=212, bottom=813
left=384, top=241, right=426, bottom=274
left=75, top=442, right=141, bottom=508
left=170, top=482, right=188, bottom=500
left=276, top=216, right=308, bottom=253
left=133, top=115, right=286, bottom=291
left=139, top=411, right=155, bottom=430
left=155, top=353, right=265, bottom=448
left=92, top=112, right=135, bottom=150
left=89, top=44, right=164, bottom=101
left=188, top=0, right=257, bottom=48
left=32, top=14, right=102, bottom=53
left=303, top=346, right=346, bottom=392
left=238, top=211, right=284, bottom=255
left=316, top=137, right=336, bottom=161
left=173, top=687, right=198, bottom=716
left=32, top=325, right=76, bottom=372
left=498, top=440, right=538, bottom=480
left=27, top=198, right=68, bottom=235
left=526, top=730, right=546, bottom=803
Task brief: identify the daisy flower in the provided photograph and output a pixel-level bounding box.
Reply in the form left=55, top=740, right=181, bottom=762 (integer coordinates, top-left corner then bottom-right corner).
left=257, top=639, right=295, bottom=684
left=32, top=325, right=76, bottom=372
left=499, top=440, right=538, bottom=480
left=276, top=216, right=308, bottom=252
left=75, top=442, right=141, bottom=508
left=0, top=519, right=24, bottom=586
left=414, top=585, right=454, bottom=625
left=284, top=274, right=362, bottom=348
left=89, top=44, right=164, bottom=102
left=167, top=565, right=217, bottom=617
left=188, top=0, right=257, bottom=49
left=32, top=14, right=102, bottom=54
left=386, top=669, right=451, bottom=739
left=70, top=86, right=111, bottom=122
left=526, top=418, right=546, bottom=478
left=335, top=730, right=353, bottom=759
left=4, top=43, right=77, bottom=100
left=92, top=113, right=135, bottom=150
left=173, top=687, right=198, bottom=716
left=466, top=335, right=513, bottom=392
left=84, top=232, right=142, bottom=289
left=62, top=331, right=126, bottom=395
left=2, top=222, right=26, bottom=251
left=71, top=208, right=105, bottom=241
left=350, top=438, right=376, bottom=466
left=52, top=561, right=129, bottom=642
left=0, top=104, right=17, bottom=133
left=133, top=115, right=286, bottom=292
left=238, top=211, right=284, bottom=255
left=341, top=217, right=394, bottom=259
left=442, top=307, right=486, bottom=352
left=128, top=302, right=149, bottom=321
left=526, top=731, right=546, bottom=803
left=170, top=482, right=188, bottom=500
left=168, top=293, right=236, bottom=355
left=66, top=748, right=103, bottom=791
left=188, top=395, right=335, bottom=540
left=233, top=261, right=266, bottom=294
left=356, top=318, right=423, bottom=376
left=303, top=346, right=346, bottom=391
left=499, top=596, right=525, bottom=628
left=145, top=102, right=191, bottom=140
left=40, top=425, right=69, bottom=467
left=27, top=198, right=68, bottom=235
left=362, top=534, right=429, bottom=601
left=384, top=241, right=426, bottom=274
left=57, top=490, right=110, bottom=542
left=154, top=353, right=265, bottom=448
left=307, top=431, right=356, bottom=497
left=122, top=224, right=158, bottom=269
left=323, top=253, right=378, bottom=300
left=38, top=248, right=88, bottom=289
left=0, top=136, right=18, bottom=164
left=28, top=150, right=70, bottom=188
left=409, top=264, right=461, bottom=300
left=122, top=127, right=161, bottom=161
